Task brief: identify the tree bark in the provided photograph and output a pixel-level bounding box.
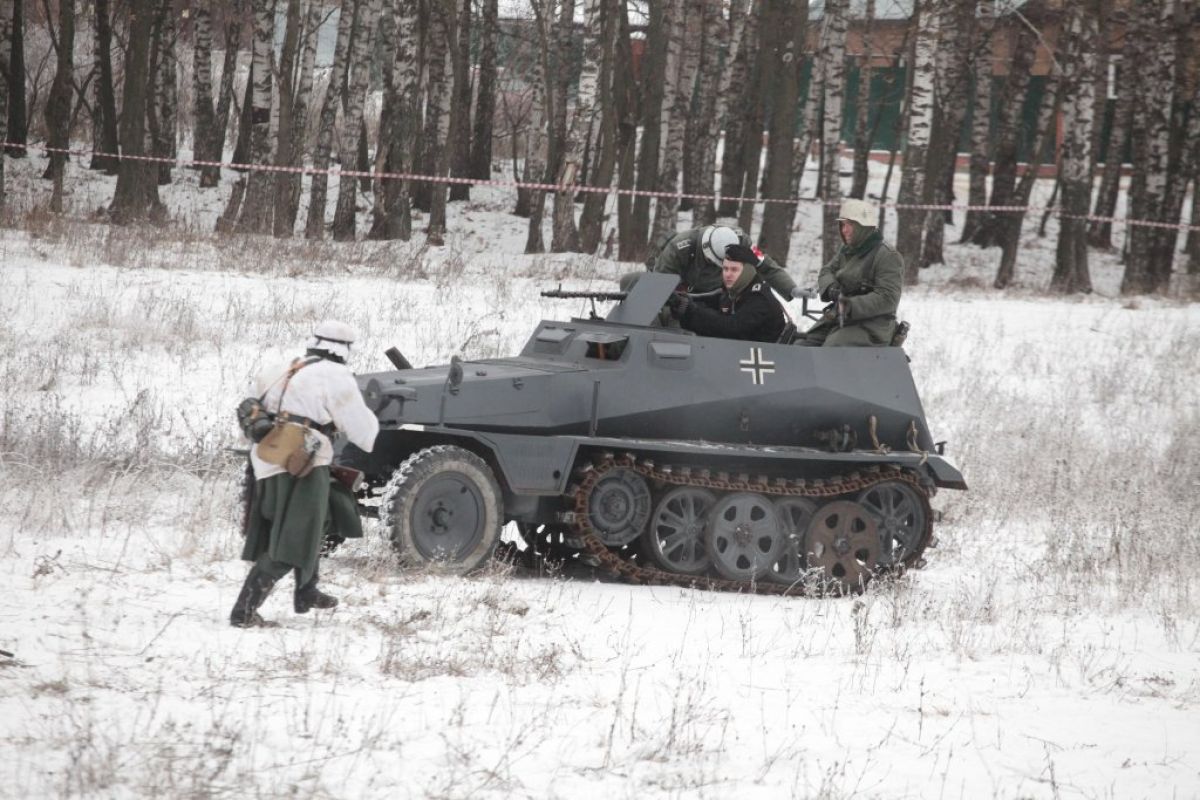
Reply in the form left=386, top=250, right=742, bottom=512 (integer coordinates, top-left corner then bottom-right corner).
left=895, top=0, right=939, bottom=283
left=234, top=0, right=276, bottom=234
left=848, top=0, right=876, bottom=200
left=1088, top=31, right=1135, bottom=251
left=1122, top=0, right=1177, bottom=294
left=148, top=0, right=177, bottom=185
left=760, top=0, right=814, bottom=262
left=0, top=0, right=10, bottom=208
left=524, top=1, right=552, bottom=254
left=5, top=0, right=25, bottom=157
left=44, top=0, right=74, bottom=211
left=959, top=0, right=995, bottom=242
left=192, top=2, right=217, bottom=175
left=1050, top=2, right=1098, bottom=294
left=651, top=0, right=702, bottom=247
left=305, top=0, right=357, bottom=239
left=716, top=0, right=761, bottom=219
left=612, top=0, right=639, bottom=259
left=424, top=0, right=453, bottom=245
left=627, top=0, right=668, bottom=260
left=447, top=0, right=472, bottom=201
left=200, top=0, right=242, bottom=187
left=110, top=1, right=163, bottom=224
left=90, top=0, right=120, bottom=172
left=578, top=0, right=620, bottom=253
left=693, top=0, right=746, bottom=226
left=552, top=0, right=605, bottom=252
left=971, top=20, right=1036, bottom=248
left=818, top=0, right=848, bottom=264
left=332, top=0, right=382, bottom=241
left=273, top=0, right=321, bottom=237
left=371, top=0, right=421, bottom=241
left=470, top=0, right=499, bottom=180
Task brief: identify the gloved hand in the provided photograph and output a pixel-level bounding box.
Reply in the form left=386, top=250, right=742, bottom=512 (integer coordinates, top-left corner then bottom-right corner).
left=790, top=287, right=816, bottom=300
left=724, top=243, right=764, bottom=267
left=822, top=282, right=843, bottom=303
left=666, top=292, right=692, bottom=318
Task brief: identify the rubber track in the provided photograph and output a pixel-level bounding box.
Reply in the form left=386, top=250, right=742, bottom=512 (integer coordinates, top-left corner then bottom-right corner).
left=567, top=452, right=934, bottom=596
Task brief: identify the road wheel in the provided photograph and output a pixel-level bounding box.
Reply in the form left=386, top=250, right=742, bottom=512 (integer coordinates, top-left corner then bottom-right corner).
left=381, top=445, right=503, bottom=574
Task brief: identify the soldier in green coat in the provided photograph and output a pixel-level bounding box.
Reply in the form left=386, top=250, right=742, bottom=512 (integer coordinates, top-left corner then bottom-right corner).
left=621, top=225, right=806, bottom=300
left=801, top=199, right=903, bottom=347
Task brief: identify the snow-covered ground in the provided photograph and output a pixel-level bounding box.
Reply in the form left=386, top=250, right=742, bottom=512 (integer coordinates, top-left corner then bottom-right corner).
left=1, top=152, right=1198, bottom=798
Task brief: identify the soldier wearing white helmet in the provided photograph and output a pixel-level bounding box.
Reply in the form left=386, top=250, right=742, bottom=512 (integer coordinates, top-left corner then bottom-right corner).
left=799, top=198, right=904, bottom=347
left=231, top=320, right=379, bottom=627
left=621, top=224, right=803, bottom=301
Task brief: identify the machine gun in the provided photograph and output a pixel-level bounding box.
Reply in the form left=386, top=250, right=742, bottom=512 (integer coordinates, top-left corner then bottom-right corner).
left=541, top=286, right=629, bottom=319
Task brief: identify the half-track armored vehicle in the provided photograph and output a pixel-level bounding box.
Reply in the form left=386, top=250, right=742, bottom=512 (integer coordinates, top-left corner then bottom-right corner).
left=341, top=274, right=966, bottom=593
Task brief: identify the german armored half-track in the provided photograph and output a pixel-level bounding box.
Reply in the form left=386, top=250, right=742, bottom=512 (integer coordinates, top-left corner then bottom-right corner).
left=340, top=274, right=966, bottom=593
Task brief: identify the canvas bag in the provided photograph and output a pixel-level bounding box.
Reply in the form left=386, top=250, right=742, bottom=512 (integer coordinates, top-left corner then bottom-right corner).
left=256, top=358, right=321, bottom=476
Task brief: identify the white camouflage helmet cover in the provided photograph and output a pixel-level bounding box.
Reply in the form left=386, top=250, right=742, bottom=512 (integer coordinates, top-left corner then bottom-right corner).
left=700, top=225, right=740, bottom=266
left=308, top=319, right=357, bottom=361
left=836, top=198, right=876, bottom=228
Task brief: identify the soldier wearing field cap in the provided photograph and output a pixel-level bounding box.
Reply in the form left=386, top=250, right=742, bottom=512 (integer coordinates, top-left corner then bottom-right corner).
left=800, top=198, right=903, bottom=347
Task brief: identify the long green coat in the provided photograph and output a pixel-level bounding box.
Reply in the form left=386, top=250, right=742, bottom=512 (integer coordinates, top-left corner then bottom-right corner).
left=804, top=229, right=903, bottom=346
left=650, top=228, right=797, bottom=296
left=242, top=467, right=362, bottom=582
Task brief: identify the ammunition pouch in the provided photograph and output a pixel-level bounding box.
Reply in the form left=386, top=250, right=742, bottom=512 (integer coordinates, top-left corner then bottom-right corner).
left=236, top=397, right=274, bottom=442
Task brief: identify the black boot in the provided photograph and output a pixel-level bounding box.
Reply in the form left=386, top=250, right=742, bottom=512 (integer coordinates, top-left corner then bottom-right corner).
left=230, top=566, right=281, bottom=628
left=294, top=565, right=338, bottom=614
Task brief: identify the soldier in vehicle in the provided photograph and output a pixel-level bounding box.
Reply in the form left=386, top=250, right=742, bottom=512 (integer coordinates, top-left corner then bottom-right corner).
left=800, top=198, right=902, bottom=347
left=621, top=224, right=805, bottom=300
left=231, top=320, right=379, bottom=628
left=666, top=256, right=787, bottom=342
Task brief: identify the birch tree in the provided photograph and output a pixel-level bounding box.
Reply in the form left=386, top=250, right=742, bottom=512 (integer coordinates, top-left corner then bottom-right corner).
left=1088, top=17, right=1138, bottom=251
left=552, top=0, right=605, bottom=252
left=273, top=0, right=323, bottom=237
left=305, top=0, right=357, bottom=239
left=959, top=0, right=995, bottom=243
left=333, top=0, right=382, bottom=241
left=627, top=0, right=670, bottom=259
left=1122, top=0, right=1177, bottom=294
left=148, top=0, right=177, bottom=185
left=447, top=0, right=472, bottom=201
left=692, top=0, right=746, bottom=226
left=192, top=2, right=217, bottom=176
left=371, top=0, right=421, bottom=241
left=578, top=0, right=621, bottom=252
left=424, top=1, right=453, bottom=245
left=0, top=0, right=10, bottom=208
left=651, top=0, right=702, bottom=246
left=716, top=0, right=760, bottom=219
left=5, top=0, right=25, bottom=157
left=235, top=0, right=277, bottom=234
left=199, top=1, right=243, bottom=187
left=1051, top=2, right=1099, bottom=294
left=849, top=0, right=876, bottom=200
left=524, top=4, right=552, bottom=254
left=895, top=0, right=940, bottom=283
left=44, top=0, right=74, bottom=212
left=818, top=0, right=848, bottom=264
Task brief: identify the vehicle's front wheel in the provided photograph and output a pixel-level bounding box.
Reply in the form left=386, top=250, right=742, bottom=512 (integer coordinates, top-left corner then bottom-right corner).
left=381, top=445, right=503, bottom=574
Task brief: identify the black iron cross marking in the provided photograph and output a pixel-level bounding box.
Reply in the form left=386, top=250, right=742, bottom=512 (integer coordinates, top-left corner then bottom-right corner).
left=739, top=347, right=775, bottom=385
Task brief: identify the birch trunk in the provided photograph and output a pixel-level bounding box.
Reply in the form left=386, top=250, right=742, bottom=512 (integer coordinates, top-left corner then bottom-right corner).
left=470, top=0, right=499, bottom=179
left=149, top=0, right=177, bottom=185
left=1088, top=35, right=1136, bottom=251
left=895, top=0, right=939, bottom=283
left=91, top=0, right=120, bottom=172
left=578, top=0, right=620, bottom=252
left=305, top=0, right=357, bottom=239
left=819, top=0, right=848, bottom=264
left=371, top=0, right=420, bottom=240
left=1122, top=0, right=1177, bottom=294
left=693, top=0, right=745, bottom=226
left=274, top=0, right=321, bottom=237
left=524, top=4, right=552, bottom=254
left=425, top=3, right=453, bottom=245
left=192, top=2, right=216, bottom=174
left=613, top=0, right=639, bottom=259
left=1051, top=3, right=1098, bottom=294
left=234, top=0, right=276, bottom=234
left=959, top=0, right=994, bottom=242
left=44, top=0, right=74, bottom=212
left=548, top=0, right=576, bottom=188
left=0, top=0, right=10, bottom=207
left=761, top=0, right=812, bottom=260
left=651, top=0, right=701, bottom=247
left=333, top=0, right=382, bottom=241
left=447, top=0, right=472, bottom=201
left=551, top=0, right=605, bottom=252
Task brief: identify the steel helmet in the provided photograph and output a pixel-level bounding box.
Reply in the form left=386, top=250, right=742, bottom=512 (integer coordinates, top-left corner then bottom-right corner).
left=700, top=225, right=740, bottom=266
left=836, top=198, right=876, bottom=228
left=307, top=319, right=357, bottom=362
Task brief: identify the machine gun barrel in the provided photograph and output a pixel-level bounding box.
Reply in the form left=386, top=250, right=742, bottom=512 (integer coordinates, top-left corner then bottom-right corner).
left=540, top=287, right=629, bottom=301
